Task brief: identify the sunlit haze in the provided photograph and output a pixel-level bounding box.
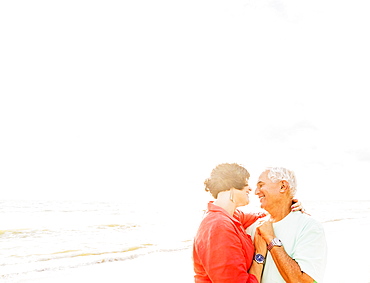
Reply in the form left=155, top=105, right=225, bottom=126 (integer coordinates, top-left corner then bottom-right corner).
left=1, top=0, right=369, bottom=205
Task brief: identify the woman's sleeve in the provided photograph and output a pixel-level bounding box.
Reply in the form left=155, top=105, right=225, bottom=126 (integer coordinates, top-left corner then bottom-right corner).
left=199, top=221, right=259, bottom=283
left=239, top=211, right=266, bottom=229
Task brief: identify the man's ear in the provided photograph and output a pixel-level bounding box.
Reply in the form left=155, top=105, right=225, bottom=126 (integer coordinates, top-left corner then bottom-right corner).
left=280, top=180, right=290, bottom=193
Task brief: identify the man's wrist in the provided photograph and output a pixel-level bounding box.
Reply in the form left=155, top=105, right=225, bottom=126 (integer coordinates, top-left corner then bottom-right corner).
left=267, top=238, right=283, bottom=251
left=264, top=235, right=275, bottom=244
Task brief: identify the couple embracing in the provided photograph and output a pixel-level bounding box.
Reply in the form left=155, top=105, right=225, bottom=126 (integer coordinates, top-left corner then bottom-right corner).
left=193, top=163, right=327, bottom=283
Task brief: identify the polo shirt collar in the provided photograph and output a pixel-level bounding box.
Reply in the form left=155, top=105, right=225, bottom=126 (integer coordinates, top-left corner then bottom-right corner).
left=207, top=201, right=241, bottom=224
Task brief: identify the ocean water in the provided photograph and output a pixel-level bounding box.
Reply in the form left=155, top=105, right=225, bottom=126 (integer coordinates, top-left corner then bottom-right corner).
left=1, top=199, right=370, bottom=281
left=0, top=200, right=200, bottom=281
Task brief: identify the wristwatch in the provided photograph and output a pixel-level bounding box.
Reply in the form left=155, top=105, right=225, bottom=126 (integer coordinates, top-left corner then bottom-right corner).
left=254, top=253, right=265, bottom=264
left=267, top=238, right=283, bottom=251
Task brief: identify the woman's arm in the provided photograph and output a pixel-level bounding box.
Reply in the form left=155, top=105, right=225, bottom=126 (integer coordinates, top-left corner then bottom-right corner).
left=240, top=199, right=305, bottom=230
left=248, top=232, right=267, bottom=283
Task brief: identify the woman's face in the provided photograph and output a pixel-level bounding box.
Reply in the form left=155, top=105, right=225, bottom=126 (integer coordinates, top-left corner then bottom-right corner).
left=235, top=180, right=252, bottom=207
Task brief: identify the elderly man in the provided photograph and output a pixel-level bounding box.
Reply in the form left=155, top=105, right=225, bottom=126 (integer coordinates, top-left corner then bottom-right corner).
left=246, top=167, right=327, bottom=283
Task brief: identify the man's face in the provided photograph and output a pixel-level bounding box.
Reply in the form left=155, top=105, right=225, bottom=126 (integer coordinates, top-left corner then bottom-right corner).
left=255, top=171, right=282, bottom=211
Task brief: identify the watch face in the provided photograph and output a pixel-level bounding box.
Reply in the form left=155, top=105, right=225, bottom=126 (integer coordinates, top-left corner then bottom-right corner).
left=254, top=253, right=265, bottom=264
left=268, top=238, right=283, bottom=251
left=274, top=238, right=283, bottom=246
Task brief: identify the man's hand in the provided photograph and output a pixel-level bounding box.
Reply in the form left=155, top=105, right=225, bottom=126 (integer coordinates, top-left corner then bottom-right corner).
left=257, top=220, right=275, bottom=244
left=257, top=220, right=317, bottom=283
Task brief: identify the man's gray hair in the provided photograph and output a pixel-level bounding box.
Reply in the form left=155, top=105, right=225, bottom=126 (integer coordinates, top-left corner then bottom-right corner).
left=265, top=167, right=297, bottom=197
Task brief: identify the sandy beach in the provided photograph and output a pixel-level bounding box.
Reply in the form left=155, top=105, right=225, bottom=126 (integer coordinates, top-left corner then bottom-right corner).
left=16, top=215, right=370, bottom=283
left=17, top=249, right=194, bottom=283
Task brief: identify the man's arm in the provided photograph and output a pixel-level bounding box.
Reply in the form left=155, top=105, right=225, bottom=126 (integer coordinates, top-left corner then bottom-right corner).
left=268, top=246, right=315, bottom=283
left=257, top=221, right=316, bottom=283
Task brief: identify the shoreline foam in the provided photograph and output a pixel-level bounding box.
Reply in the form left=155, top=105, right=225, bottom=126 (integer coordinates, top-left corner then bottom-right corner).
left=13, top=216, right=370, bottom=283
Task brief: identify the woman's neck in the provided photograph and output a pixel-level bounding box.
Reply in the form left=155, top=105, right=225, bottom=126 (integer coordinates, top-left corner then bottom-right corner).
left=214, top=190, right=237, bottom=216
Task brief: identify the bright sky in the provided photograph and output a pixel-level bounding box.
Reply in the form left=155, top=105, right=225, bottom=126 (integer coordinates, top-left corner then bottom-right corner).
left=1, top=0, right=369, bottom=203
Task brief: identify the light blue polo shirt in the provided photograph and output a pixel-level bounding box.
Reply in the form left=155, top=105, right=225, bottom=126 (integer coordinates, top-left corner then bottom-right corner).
left=246, top=212, right=327, bottom=283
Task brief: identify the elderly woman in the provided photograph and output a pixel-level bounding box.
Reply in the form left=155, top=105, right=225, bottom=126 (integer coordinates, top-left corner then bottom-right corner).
left=193, top=163, right=300, bottom=283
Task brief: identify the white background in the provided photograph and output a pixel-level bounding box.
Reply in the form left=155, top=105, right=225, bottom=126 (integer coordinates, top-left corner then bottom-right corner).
left=1, top=0, right=369, bottom=203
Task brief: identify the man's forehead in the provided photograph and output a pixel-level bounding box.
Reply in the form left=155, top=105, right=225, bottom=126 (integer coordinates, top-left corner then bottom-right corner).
left=258, top=171, right=269, bottom=182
